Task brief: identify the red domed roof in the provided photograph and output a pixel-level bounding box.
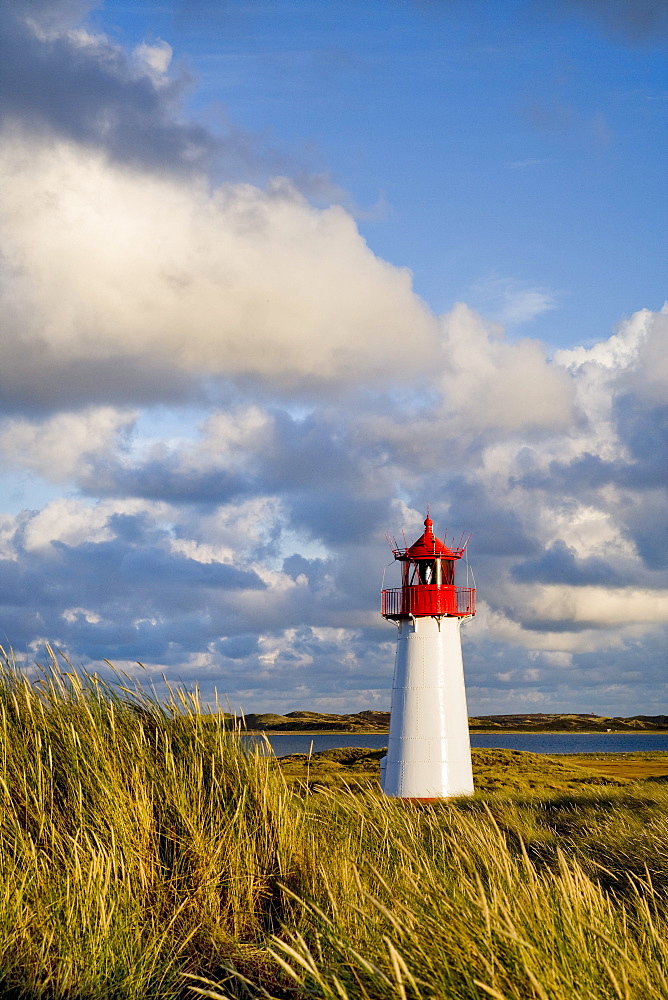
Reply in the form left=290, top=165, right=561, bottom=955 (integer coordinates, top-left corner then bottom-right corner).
left=406, top=516, right=456, bottom=560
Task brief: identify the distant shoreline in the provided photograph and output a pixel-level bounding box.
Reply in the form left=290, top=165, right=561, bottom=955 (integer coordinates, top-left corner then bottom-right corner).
left=235, top=711, right=668, bottom=735
left=243, top=729, right=668, bottom=736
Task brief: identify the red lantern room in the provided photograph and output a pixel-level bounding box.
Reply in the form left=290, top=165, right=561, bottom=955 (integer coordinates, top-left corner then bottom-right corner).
left=381, top=515, right=475, bottom=620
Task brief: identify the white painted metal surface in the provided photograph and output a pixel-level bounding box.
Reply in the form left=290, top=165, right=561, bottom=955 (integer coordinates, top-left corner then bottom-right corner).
left=381, top=615, right=474, bottom=798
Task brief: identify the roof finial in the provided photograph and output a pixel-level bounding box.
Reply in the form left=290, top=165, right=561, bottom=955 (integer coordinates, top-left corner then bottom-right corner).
left=424, top=505, right=433, bottom=532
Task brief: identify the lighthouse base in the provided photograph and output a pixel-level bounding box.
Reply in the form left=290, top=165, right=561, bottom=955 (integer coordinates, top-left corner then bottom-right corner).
left=382, top=616, right=474, bottom=799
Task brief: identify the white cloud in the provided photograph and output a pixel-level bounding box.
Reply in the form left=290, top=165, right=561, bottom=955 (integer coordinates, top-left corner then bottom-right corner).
left=554, top=309, right=655, bottom=370
left=0, top=136, right=438, bottom=404
left=620, top=306, right=668, bottom=404
left=0, top=514, right=18, bottom=561
left=439, top=303, right=574, bottom=432
left=0, top=408, right=134, bottom=482
left=471, top=277, right=559, bottom=326
left=169, top=538, right=235, bottom=565
left=21, top=496, right=159, bottom=552
left=62, top=607, right=102, bottom=624
left=530, top=651, right=573, bottom=668
left=133, top=40, right=173, bottom=81
left=198, top=408, right=275, bottom=471
left=540, top=504, right=637, bottom=561
left=0, top=1, right=663, bottom=719
left=520, top=584, right=668, bottom=626
left=501, top=288, right=558, bottom=326
left=188, top=497, right=287, bottom=557
left=473, top=601, right=662, bottom=654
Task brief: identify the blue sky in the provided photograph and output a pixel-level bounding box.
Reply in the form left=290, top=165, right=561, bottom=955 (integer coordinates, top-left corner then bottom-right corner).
left=0, top=0, right=666, bottom=714
left=92, top=0, right=667, bottom=343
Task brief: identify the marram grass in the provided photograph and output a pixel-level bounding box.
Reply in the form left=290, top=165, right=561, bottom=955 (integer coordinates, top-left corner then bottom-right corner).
left=0, top=647, right=666, bottom=999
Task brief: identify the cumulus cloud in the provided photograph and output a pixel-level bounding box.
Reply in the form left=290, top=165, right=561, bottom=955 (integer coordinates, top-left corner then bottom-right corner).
left=1, top=304, right=663, bottom=672
left=0, top=408, right=135, bottom=482
left=0, top=0, right=215, bottom=172
left=0, top=499, right=267, bottom=656
left=0, top=0, right=437, bottom=413
left=505, top=583, right=668, bottom=629
left=0, top=136, right=438, bottom=410
left=133, top=40, right=173, bottom=81
left=439, top=304, right=573, bottom=432
left=0, top=0, right=665, bottom=714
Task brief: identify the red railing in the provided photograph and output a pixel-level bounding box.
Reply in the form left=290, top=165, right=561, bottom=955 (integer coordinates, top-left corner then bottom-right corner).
left=381, top=586, right=476, bottom=618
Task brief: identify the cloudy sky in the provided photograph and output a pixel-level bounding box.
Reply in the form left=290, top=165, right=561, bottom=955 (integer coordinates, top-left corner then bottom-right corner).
left=1, top=0, right=666, bottom=715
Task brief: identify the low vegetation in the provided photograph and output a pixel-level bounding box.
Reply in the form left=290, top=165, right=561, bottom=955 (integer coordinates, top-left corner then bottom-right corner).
left=276, top=745, right=652, bottom=794
left=0, top=647, right=666, bottom=999
left=240, top=710, right=668, bottom=733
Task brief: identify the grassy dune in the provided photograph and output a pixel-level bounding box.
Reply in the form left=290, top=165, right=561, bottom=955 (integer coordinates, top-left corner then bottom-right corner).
left=239, top=710, right=668, bottom=734
left=0, top=648, right=667, bottom=999
left=276, top=745, right=668, bottom=794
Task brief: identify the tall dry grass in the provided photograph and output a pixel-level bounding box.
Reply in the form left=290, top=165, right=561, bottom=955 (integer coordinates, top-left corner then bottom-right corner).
left=0, top=646, right=666, bottom=999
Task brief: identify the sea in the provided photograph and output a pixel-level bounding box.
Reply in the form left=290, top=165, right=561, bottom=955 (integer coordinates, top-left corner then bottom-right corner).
left=242, top=732, right=668, bottom=757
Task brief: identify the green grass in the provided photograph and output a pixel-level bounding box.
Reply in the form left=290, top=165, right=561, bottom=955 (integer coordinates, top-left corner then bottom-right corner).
left=0, top=647, right=666, bottom=999
left=275, top=745, right=652, bottom=794
left=560, top=753, right=668, bottom=782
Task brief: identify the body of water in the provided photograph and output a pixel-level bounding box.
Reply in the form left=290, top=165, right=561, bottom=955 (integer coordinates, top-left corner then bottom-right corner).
left=243, top=732, right=668, bottom=757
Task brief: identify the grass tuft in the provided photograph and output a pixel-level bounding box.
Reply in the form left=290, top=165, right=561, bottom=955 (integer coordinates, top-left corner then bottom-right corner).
left=0, top=646, right=666, bottom=998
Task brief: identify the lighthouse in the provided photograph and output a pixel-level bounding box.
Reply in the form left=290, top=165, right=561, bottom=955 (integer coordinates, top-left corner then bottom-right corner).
left=380, top=514, right=476, bottom=799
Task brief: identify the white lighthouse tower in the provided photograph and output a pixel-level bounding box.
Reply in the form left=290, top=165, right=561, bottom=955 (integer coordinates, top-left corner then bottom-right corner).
left=380, top=514, right=475, bottom=799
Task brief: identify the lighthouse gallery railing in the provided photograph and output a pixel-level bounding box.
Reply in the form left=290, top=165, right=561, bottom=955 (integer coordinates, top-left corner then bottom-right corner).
left=381, top=585, right=476, bottom=618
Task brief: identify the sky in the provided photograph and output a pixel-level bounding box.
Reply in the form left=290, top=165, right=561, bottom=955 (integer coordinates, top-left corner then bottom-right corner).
left=0, top=0, right=666, bottom=715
